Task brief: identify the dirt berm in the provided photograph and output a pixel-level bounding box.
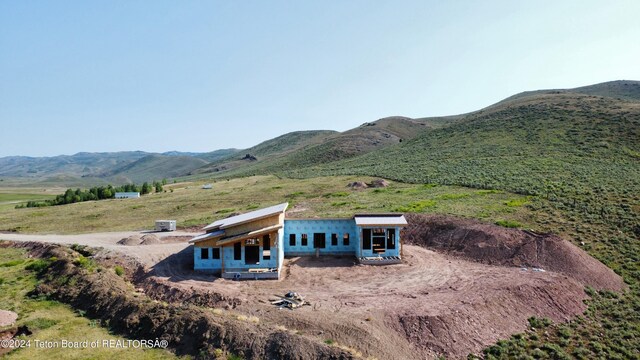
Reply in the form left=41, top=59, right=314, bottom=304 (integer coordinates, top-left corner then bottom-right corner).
left=403, top=214, right=625, bottom=291
left=4, top=241, right=351, bottom=360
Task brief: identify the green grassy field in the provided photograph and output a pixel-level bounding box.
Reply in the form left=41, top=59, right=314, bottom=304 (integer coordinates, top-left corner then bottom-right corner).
left=0, top=175, right=532, bottom=234
left=0, top=247, right=182, bottom=360
left=0, top=192, right=57, bottom=211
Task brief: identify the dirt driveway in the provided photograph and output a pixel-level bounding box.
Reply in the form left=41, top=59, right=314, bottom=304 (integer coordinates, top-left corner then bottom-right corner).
left=0, top=231, right=194, bottom=265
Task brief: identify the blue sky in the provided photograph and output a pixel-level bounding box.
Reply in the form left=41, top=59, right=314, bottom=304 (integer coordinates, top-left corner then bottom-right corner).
left=1, top=1, right=639, bottom=157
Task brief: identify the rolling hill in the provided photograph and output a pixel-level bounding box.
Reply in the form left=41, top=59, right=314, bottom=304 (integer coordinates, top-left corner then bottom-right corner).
left=287, top=83, right=640, bottom=205
left=0, top=151, right=149, bottom=179
left=193, top=116, right=437, bottom=178
left=98, top=154, right=210, bottom=183
left=500, top=80, right=640, bottom=104
left=192, top=130, right=339, bottom=175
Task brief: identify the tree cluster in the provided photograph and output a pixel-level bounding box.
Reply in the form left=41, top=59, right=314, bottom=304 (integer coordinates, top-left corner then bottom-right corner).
left=17, top=178, right=168, bottom=208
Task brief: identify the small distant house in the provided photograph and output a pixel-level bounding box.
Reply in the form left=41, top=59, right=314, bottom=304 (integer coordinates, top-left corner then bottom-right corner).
left=202, top=184, right=213, bottom=189
left=190, top=202, right=407, bottom=280
left=115, top=192, right=140, bottom=199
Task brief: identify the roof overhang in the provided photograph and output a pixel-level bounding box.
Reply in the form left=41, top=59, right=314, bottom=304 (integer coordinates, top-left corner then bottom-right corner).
left=354, top=214, right=408, bottom=227
left=203, top=203, right=288, bottom=231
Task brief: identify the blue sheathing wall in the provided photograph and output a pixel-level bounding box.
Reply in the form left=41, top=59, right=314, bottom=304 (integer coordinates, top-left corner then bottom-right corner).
left=284, top=219, right=358, bottom=256
left=194, top=246, right=222, bottom=272
left=220, top=243, right=279, bottom=273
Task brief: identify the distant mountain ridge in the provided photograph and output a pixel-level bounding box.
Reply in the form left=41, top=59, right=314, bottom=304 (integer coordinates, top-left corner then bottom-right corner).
left=2, top=80, right=638, bottom=186
left=500, top=80, right=640, bottom=104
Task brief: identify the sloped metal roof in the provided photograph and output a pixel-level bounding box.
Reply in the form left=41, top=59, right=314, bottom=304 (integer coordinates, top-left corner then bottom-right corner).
left=354, top=214, right=408, bottom=226
left=189, top=230, right=225, bottom=243
left=215, top=224, right=283, bottom=246
left=203, top=202, right=288, bottom=231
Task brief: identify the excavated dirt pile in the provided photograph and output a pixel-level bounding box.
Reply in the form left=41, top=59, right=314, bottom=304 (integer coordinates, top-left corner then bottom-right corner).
left=403, top=214, right=625, bottom=291
left=5, top=242, right=351, bottom=360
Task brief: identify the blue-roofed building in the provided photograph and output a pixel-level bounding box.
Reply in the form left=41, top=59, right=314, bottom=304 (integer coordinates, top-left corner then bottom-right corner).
left=189, top=202, right=407, bottom=280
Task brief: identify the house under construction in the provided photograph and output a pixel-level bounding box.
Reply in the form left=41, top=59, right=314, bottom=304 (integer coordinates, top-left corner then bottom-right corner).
left=189, top=203, right=407, bottom=280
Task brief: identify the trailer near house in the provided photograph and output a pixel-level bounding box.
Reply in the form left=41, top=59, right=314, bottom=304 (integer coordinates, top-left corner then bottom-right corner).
left=155, top=220, right=177, bottom=232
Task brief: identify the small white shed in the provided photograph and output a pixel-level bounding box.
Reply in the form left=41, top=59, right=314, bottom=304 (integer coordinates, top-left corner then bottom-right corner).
left=155, top=220, right=177, bottom=232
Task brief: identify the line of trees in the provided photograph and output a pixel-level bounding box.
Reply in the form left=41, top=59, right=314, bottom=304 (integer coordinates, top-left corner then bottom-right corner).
left=16, top=179, right=167, bottom=209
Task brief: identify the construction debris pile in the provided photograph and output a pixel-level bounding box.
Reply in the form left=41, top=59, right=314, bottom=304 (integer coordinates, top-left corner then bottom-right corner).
left=271, top=291, right=309, bottom=310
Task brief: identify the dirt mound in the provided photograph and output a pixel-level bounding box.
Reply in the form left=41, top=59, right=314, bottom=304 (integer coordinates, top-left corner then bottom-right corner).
left=346, top=181, right=368, bottom=189
left=403, top=213, right=625, bottom=291
left=0, top=310, right=18, bottom=327
left=117, top=234, right=142, bottom=246
left=368, top=179, right=390, bottom=188
left=140, top=234, right=161, bottom=245
left=141, top=279, right=242, bottom=309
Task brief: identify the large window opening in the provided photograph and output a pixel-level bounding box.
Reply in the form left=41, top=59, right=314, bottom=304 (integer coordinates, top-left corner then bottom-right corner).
left=313, top=233, right=326, bottom=248
left=262, top=234, right=271, bottom=260
left=372, top=228, right=386, bottom=253
left=289, top=234, right=296, bottom=246
left=234, top=242, right=242, bottom=260
left=331, top=233, right=338, bottom=246
left=362, top=229, right=371, bottom=250
left=343, top=233, right=350, bottom=246
left=200, top=247, right=209, bottom=260
left=212, top=248, right=220, bottom=259
left=387, top=229, right=396, bottom=250
left=301, top=234, right=308, bottom=246
left=245, top=245, right=259, bottom=265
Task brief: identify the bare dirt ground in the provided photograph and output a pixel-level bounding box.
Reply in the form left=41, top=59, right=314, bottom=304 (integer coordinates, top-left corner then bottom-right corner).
left=0, top=310, right=18, bottom=327
left=0, top=216, right=625, bottom=359
left=143, top=245, right=596, bottom=359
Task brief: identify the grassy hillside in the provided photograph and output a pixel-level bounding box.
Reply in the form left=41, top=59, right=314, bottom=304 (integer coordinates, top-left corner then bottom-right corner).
left=196, top=117, right=433, bottom=178
left=194, top=148, right=239, bottom=162
left=102, top=154, right=209, bottom=183
left=288, top=92, right=640, bottom=264
left=0, top=175, right=532, bottom=234
left=0, top=152, right=149, bottom=179
left=281, top=91, right=640, bottom=359
left=275, top=116, right=430, bottom=167
left=501, top=80, right=640, bottom=104
left=193, top=130, right=338, bottom=175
